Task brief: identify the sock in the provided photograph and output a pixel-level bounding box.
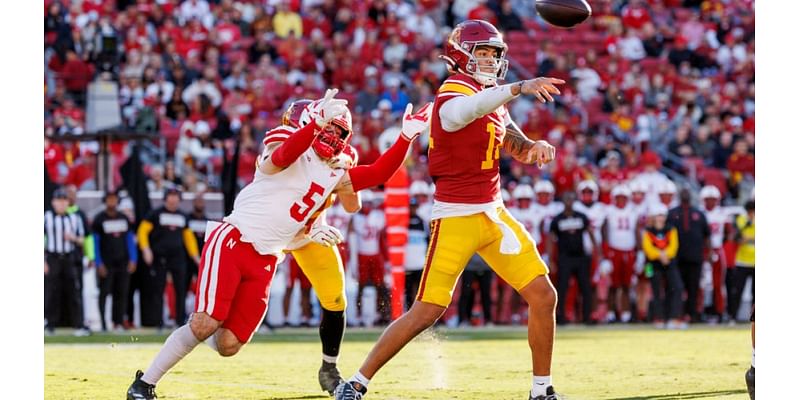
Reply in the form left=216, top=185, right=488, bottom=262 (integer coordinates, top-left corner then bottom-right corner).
left=205, top=331, right=219, bottom=353
left=532, top=375, right=552, bottom=396
left=320, top=308, right=345, bottom=363
left=751, top=349, right=755, bottom=368
left=350, top=371, right=370, bottom=388
left=141, top=325, right=200, bottom=385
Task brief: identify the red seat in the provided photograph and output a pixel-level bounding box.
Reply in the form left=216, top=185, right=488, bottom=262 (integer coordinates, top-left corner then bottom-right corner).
left=700, top=168, right=729, bottom=198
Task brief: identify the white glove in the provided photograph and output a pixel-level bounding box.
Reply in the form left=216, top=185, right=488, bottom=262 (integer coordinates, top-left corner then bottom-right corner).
left=306, top=224, right=344, bottom=247
left=326, top=145, right=358, bottom=170
left=400, top=102, right=433, bottom=141
left=306, top=88, right=349, bottom=127
left=599, top=259, right=613, bottom=276
left=634, top=251, right=645, bottom=275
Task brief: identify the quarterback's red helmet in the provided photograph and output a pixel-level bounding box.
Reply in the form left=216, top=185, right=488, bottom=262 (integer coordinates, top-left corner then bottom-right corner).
left=282, top=99, right=313, bottom=129
left=442, top=19, right=509, bottom=86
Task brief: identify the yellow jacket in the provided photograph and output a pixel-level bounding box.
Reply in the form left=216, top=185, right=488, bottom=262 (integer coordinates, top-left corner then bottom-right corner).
left=734, top=214, right=755, bottom=267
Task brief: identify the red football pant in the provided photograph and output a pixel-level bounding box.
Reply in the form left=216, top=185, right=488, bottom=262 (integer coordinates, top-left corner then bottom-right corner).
left=358, top=254, right=384, bottom=286
left=195, top=223, right=278, bottom=343
left=609, top=248, right=636, bottom=288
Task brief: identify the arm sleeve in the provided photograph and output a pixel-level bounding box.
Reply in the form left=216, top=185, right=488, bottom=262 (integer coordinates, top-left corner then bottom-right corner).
left=93, top=233, right=103, bottom=265
left=83, top=234, right=94, bottom=262
left=641, top=231, right=660, bottom=260
left=348, top=136, right=412, bottom=192
left=126, top=232, right=138, bottom=263
left=183, top=228, right=199, bottom=258
left=439, top=84, right=518, bottom=132
left=137, top=220, right=154, bottom=249
left=665, top=228, right=679, bottom=259
left=269, top=120, right=320, bottom=168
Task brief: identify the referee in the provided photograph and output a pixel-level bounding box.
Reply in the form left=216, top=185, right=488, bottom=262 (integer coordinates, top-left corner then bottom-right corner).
left=92, top=191, right=138, bottom=331
left=137, top=188, right=200, bottom=328
left=44, top=189, right=87, bottom=335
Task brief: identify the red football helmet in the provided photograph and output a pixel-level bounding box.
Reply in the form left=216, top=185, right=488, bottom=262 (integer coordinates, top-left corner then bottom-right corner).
left=282, top=99, right=313, bottom=129
left=442, top=19, right=509, bottom=86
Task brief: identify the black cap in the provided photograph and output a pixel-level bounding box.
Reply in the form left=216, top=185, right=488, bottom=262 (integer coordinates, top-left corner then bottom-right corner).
left=164, top=187, right=182, bottom=199
left=53, top=188, right=68, bottom=199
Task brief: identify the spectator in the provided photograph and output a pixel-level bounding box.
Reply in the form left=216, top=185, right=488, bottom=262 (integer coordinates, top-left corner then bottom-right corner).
left=383, top=34, right=408, bottom=67
left=458, top=254, right=494, bottom=326
left=61, top=51, right=94, bottom=104
left=496, top=0, right=524, bottom=32
left=668, top=188, right=711, bottom=323
left=571, top=57, right=602, bottom=102
left=641, top=22, right=666, bottom=57
left=182, top=67, right=222, bottom=108
left=621, top=0, right=651, bottom=30
left=92, top=191, right=137, bottom=332
left=668, top=36, right=694, bottom=68
left=380, top=79, right=410, bottom=114
left=642, top=203, right=684, bottom=329
left=179, top=0, right=213, bottom=28
left=273, top=3, right=303, bottom=39
left=351, top=191, right=388, bottom=327
left=619, top=28, right=647, bottom=61
left=727, top=200, right=755, bottom=322
left=727, top=138, right=755, bottom=189
left=548, top=191, right=596, bottom=324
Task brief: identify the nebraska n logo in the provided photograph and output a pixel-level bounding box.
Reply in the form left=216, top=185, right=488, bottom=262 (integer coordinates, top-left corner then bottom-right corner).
left=226, top=238, right=237, bottom=249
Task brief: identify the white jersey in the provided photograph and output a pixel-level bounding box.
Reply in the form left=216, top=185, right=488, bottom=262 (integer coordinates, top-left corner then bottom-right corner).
left=224, top=127, right=346, bottom=257
left=630, top=201, right=649, bottom=223
left=509, top=206, right=543, bottom=244
left=703, top=206, right=745, bottom=249
left=352, top=210, right=386, bottom=256
left=537, top=201, right=564, bottom=235
left=605, top=205, right=639, bottom=251
left=574, top=201, right=607, bottom=253
left=325, top=201, right=353, bottom=240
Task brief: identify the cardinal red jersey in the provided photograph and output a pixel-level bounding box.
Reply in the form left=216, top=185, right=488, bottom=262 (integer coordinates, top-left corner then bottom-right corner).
left=428, top=73, right=505, bottom=204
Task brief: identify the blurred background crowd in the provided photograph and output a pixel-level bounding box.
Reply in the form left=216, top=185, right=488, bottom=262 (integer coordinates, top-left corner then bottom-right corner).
left=43, top=0, right=755, bottom=334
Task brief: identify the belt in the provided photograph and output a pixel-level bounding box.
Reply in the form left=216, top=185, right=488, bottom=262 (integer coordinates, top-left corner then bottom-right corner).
left=45, top=252, right=71, bottom=258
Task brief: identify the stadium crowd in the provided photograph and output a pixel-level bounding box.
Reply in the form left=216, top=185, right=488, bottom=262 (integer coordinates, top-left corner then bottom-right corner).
left=43, top=0, right=755, bottom=333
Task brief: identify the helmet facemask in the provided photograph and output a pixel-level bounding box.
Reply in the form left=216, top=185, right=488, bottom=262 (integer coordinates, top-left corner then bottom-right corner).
left=312, top=120, right=351, bottom=160
left=462, top=43, right=509, bottom=86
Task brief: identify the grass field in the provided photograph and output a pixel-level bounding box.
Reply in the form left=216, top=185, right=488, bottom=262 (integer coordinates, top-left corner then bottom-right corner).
left=44, top=325, right=751, bottom=400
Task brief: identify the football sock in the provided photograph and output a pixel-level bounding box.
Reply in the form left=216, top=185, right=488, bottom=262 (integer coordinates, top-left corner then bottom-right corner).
left=532, top=375, right=552, bottom=396
left=350, top=371, right=370, bottom=388
left=142, top=324, right=200, bottom=385
left=320, top=308, right=345, bottom=363
left=205, top=330, right=220, bottom=353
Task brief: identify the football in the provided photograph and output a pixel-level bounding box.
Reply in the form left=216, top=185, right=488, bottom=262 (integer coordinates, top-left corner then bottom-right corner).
left=535, top=0, right=592, bottom=28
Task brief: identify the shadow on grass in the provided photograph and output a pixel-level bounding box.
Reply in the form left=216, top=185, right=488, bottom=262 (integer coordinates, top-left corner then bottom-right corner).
left=606, top=389, right=747, bottom=400
left=262, top=396, right=328, bottom=400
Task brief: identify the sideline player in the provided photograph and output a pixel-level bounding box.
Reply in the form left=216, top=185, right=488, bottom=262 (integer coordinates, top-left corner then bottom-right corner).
left=602, top=185, right=640, bottom=323
left=127, top=90, right=433, bottom=399
left=335, top=19, right=564, bottom=400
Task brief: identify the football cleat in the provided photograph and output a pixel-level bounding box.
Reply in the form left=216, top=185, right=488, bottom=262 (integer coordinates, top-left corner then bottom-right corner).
left=529, top=385, right=560, bottom=400
left=319, top=361, right=345, bottom=396
left=745, top=366, right=755, bottom=400
left=127, top=370, right=157, bottom=400
left=333, top=381, right=367, bottom=400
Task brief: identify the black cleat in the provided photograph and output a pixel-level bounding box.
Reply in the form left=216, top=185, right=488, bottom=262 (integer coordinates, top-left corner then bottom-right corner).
left=529, top=385, right=560, bottom=400
left=127, top=370, right=157, bottom=400
left=333, top=381, right=367, bottom=400
left=745, top=366, right=755, bottom=400
left=319, top=361, right=345, bottom=396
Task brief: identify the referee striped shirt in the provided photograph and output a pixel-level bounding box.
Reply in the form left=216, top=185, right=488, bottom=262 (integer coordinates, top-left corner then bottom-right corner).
left=44, top=210, right=83, bottom=254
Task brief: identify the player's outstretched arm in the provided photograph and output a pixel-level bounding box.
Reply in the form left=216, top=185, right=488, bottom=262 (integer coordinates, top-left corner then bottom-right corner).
left=337, top=103, right=432, bottom=197
left=502, top=119, right=556, bottom=168
left=259, top=89, right=348, bottom=175
left=440, top=77, right=565, bottom=132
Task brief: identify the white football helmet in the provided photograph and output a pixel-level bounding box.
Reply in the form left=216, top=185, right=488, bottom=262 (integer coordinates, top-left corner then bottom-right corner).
left=502, top=189, right=511, bottom=203
left=577, top=180, right=599, bottom=201
left=410, top=181, right=430, bottom=197
left=657, top=180, right=677, bottom=195
left=611, top=185, right=632, bottom=198
left=648, top=203, right=669, bottom=217
left=699, top=185, right=721, bottom=199
left=534, top=180, right=556, bottom=194
left=628, top=180, right=646, bottom=194
left=513, top=184, right=534, bottom=200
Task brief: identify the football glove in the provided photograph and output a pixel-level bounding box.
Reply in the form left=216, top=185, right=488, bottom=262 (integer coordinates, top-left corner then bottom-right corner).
left=305, top=88, right=349, bottom=127
left=307, top=224, right=344, bottom=247
left=400, top=102, right=433, bottom=141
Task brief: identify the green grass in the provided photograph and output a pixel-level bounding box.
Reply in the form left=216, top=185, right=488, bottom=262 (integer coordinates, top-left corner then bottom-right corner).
left=44, top=325, right=750, bottom=399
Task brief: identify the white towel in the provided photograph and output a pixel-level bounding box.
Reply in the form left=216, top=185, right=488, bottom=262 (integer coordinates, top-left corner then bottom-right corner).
left=483, top=207, right=522, bottom=255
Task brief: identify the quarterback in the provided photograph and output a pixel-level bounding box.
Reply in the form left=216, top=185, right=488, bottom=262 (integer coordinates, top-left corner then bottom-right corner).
left=335, top=19, right=564, bottom=400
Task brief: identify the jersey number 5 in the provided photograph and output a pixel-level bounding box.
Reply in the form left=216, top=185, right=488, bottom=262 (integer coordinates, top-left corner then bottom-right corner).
left=290, top=182, right=325, bottom=222
left=481, top=123, right=500, bottom=170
